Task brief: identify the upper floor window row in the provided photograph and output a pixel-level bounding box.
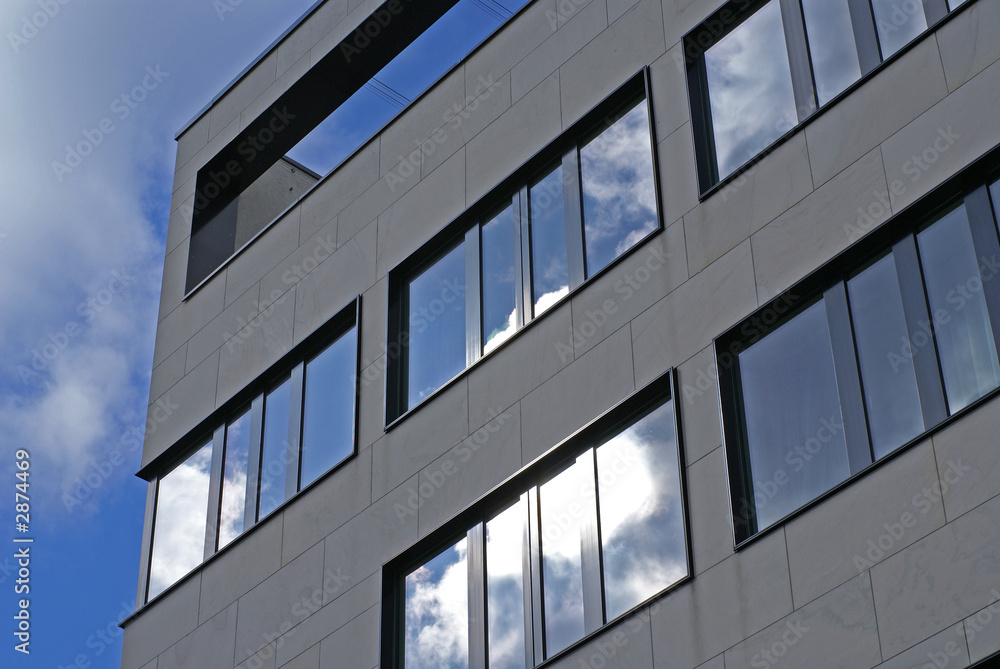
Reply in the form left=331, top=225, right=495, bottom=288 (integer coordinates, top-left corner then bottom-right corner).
left=144, top=300, right=360, bottom=602
left=386, top=72, right=662, bottom=423
left=383, top=371, right=687, bottom=668
left=719, top=173, right=1000, bottom=544
left=686, top=0, right=971, bottom=193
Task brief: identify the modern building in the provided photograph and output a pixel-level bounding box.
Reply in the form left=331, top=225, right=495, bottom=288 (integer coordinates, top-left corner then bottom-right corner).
left=121, top=0, right=1000, bottom=667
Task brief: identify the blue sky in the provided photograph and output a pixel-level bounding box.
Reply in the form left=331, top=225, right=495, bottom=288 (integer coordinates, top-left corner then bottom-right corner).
left=0, top=1, right=525, bottom=667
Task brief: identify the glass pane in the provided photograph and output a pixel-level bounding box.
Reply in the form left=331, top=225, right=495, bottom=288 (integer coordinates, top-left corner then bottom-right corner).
left=218, top=409, right=251, bottom=549
left=597, top=400, right=686, bottom=620
left=580, top=101, right=658, bottom=276
left=487, top=499, right=528, bottom=669
left=540, top=453, right=595, bottom=657
left=148, top=440, right=212, bottom=600
left=301, top=326, right=358, bottom=488
left=871, top=0, right=927, bottom=59
left=801, top=0, right=862, bottom=105
left=991, top=180, right=1000, bottom=224
left=258, top=378, right=291, bottom=519
left=482, top=206, right=518, bottom=354
left=529, top=165, right=569, bottom=316
left=405, top=537, right=469, bottom=669
left=947, top=0, right=969, bottom=8
left=917, top=206, right=1000, bottom=413
left=407, top=242, right=467, bottom=408
left=739, top=300, right=851, bottom=531
left=848, top=255, right=925, bottom=458
left=705, top=0, right=798, bottom=179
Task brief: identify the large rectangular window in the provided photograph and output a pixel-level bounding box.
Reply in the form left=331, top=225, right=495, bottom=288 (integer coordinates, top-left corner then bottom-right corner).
left=720, top=179, right=1000, bottom=543
left=386, top=73, right=662, bottom=423
left=142, top=299, right=360, bottom=602
left=384, top=372, right=687, bottom=667
left=687, top=0, right=964, bottom=193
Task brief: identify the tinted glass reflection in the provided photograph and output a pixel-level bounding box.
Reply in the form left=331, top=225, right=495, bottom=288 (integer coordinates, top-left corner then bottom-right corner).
left=871, top=0, right=927, bottom=59
left=148, top=439, right=212, bottom=600
left=917, top=206, right=1000, bottom=413
left=991, top=180, right=1000, bottom=223
left=848, top=255, right=925, bottom=458
left=540, top=453, right=595, bottom=657
left=801, top=0, right=861, bottom=105
left=486, top=499, right=527, bottom=669
left=580, top=101, right=658, bottom=276
left=218, top=409, right=251, bottom=549
left=597, top=400, right=686, bottom=620
left=739, top=300, right=850, bottom=530
left=301, top=327, right=357, bottom=488
left=705, top=0, right=797, bottom=179
left=258, top=378, right=291, bottom=519
left=482, top=206, right=518, bottom=354
left=529, top=165, right=569, bottom=316
left=405, top=537, right=469, bottom=669
left=408, top=243, right=467, bottom=408
left=947, top=0, right=969, bottom=8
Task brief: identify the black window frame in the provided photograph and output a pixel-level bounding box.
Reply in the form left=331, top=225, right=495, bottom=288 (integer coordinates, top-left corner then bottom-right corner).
left=385, top=70, right=664, bottom=426
left=380, top=368, right=690, bottom=669
left=718, top=150, right=1000, bottom=546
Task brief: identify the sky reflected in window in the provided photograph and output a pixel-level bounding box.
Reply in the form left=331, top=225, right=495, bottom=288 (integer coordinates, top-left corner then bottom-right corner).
left=300, top=326, right=357, bottom=487
left=258, top=378, right=291, bottom=519
left=405, top=537, right=469, bottom=669
left=529, top=164, right=569, bottom=317
left=218, top=409, right=251, bottom=550
left=482, top=205, right=518, bottom=355
left=801, top=0, right=861, bottom=105
left=871, top=0, right=927, bottom=59
left=487, top=499, right=528, bottom=669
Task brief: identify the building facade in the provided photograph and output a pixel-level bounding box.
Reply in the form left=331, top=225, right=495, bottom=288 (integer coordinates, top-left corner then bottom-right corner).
left=121, top=0, right=1000, bottom=667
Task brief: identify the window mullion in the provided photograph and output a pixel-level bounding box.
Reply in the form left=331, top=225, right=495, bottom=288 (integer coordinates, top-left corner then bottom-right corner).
left=779, top=0, right=817, bottom=122
left=138, top=479, right=157, bottom=604
left=562, top=149, right=587, bottom=289
left=580, top=449, right=604, bottom=634
left=823, top=282, right=874, bottom=471
left=922, top=0, right=948, bottom=26
left=847, top=0, right=882, bottom=72
left=468, top=522, right=487, bottom=669
left=892, top=235, right=948, bottom=429
left=204, top=424, right=227, bottom=559
left=519, top=491, right=536, bottom=668
left=512, top=190, right=527, bottom=329
left=245, top=394, right=264, bottom=525
left=286, top=362, right=305, bottom=497
left=527, top=486, right=545, bottom=663
left=964, top=185, right=1000, bottom=361
left=466, top=226, right=483, bottom=365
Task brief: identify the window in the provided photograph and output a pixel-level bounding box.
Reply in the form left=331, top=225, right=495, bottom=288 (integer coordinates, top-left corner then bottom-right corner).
left=142, top=299, right=360, bottom=602
left=687, top=0, right=963, bottom=192
left=384, top=372, right=687, bottom=667
left=386, top=72, right=661, bottom=423
left=720, top=179, right=1000, bottom=543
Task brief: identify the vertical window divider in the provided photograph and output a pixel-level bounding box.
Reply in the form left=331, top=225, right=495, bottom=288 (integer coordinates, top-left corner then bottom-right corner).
left=519, top=491, right=536, bottom=669
left=586, top=448, right=607, bottom=629
left=778, top=0, right=817, bottom=122
left=965, top=185, right=1000, bottom=358
left=847, top=0, right=882, bottom=73
left=512, top=190, right=527, bottom=330
left=527, top=486, right=545, bottom=663
left=686, top=31, right=719, bottom=191
left=922, top=0, right=949, bottom=26
left=518, top=186, right=534, bottom=326
left=823, top=282, right=874, bottom=471
left=286, top=362, right=306, bottom=497
left=562, top=148, right=587, bottom=289
left=467, top=226, right=483, bottom=364
left=204, top=424, right=227, bottom=558
left=468, top=522, right=487, bottom=669
left=245, top=394, right=264, bottom=526
left=137, top=479, right=157, bottom=606
left=892, top=236, right=949, bottom=428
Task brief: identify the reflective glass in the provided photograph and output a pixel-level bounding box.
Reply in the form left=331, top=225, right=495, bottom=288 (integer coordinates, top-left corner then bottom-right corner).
left=705, top=0, right=797, bottom=179
left=848, top=255, right=925, bottom=458
left=405, top=537, right=469, bottom=669
left=871, top=0, right=927, bottom=59
left=947, top=0, right=969, bottom=8
left=482, top=206, right=518, bottom=354
left=529, top=165, right=569, bottom=316
left=407, top=242, right=467, bottom=407
left=148, top=439, right=212, bottom=600
left=486, top=498, right=528, bottom=669
left=218, top=409, right=251, bottom=549
left=739, top=300, right=850, bottom=531
left=917, top=206, right=1000, bottom=413
left=597, top=400, right=686, bottom=620
left=992, top=180, right=1000, bottom=223
left=580, top=101, right=658, bottom=276
left=540, top=453, right=595, bottom=657
left=301, top=326, right=358, bottom=488
left=258, top=378, right=291, bottom=519
left=801, top=0, right=862, bottom=105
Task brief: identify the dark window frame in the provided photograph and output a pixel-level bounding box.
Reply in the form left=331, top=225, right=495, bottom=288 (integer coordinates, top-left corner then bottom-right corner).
left=380, top=368, right=691, bottom=669
left=385, top=70, right=664, bottom=427
left=718, top=149, right=1000, bottom=546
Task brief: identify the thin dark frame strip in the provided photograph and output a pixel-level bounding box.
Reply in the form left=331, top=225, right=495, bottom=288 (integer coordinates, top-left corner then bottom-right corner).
left=204, top=423, right=227, bottom=559
left=964, top=185, right=1000, bottom=359
left=778, top=0, right=817, bottom=123
left=243, top=394, right=265, bottom=532
left=136, top=479, right=157, bottom=606
left=468, top=522, right=487, bottom=669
